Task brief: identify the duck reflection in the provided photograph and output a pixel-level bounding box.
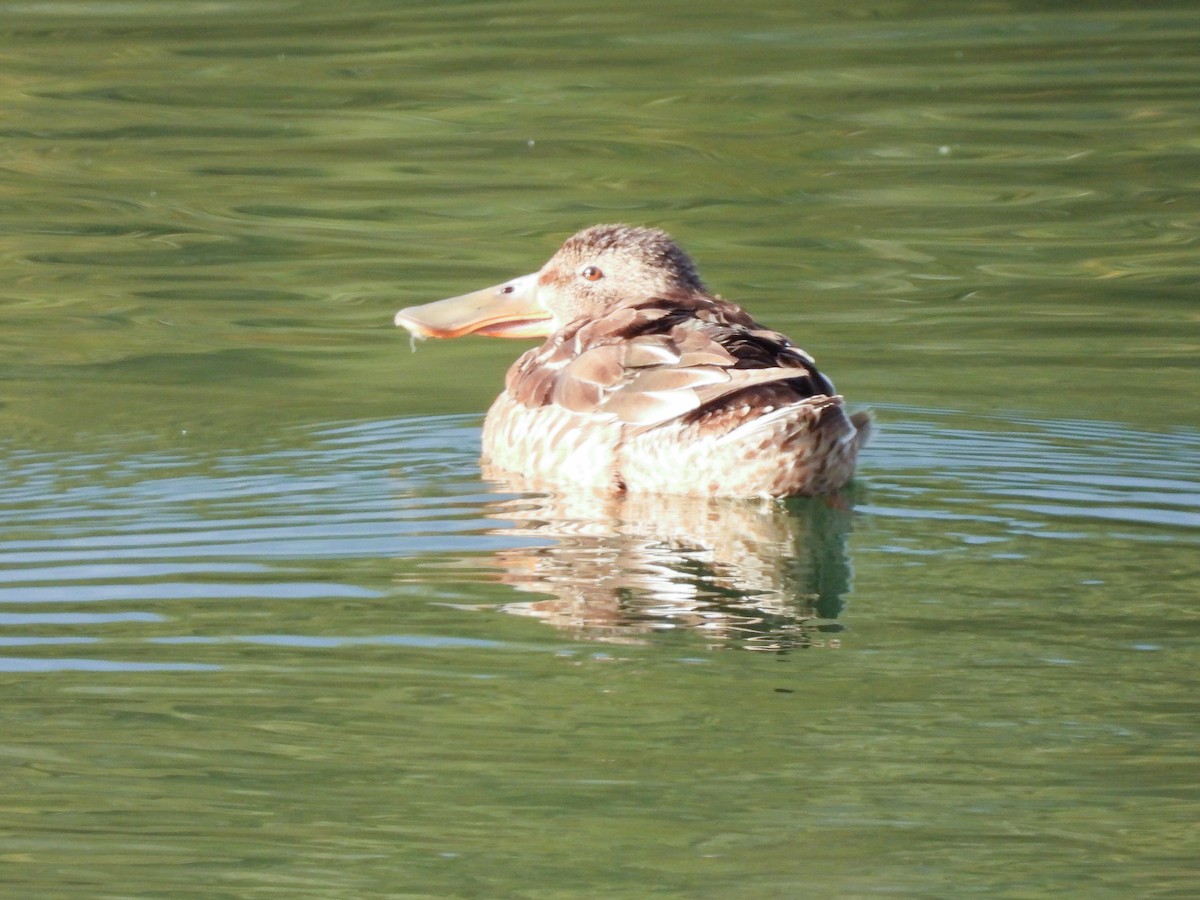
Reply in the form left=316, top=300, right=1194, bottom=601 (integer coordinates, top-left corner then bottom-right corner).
left=482, top=474, right=858, bottom=651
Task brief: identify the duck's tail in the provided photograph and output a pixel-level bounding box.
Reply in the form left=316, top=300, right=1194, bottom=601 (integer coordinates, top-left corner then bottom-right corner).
left=850, top=409, right=874, bottom=451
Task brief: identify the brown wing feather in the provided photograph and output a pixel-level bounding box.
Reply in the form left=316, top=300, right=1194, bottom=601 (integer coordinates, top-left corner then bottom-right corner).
left=506, top=292, right=837, bottom=430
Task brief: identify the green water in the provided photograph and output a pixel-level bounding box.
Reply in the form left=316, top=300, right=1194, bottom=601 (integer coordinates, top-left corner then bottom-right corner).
left=1, top=2, right=1197, bottom=897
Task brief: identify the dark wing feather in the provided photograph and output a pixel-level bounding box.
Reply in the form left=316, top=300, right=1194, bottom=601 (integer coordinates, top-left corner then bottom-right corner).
left=506, top=292, right=837, bottom=430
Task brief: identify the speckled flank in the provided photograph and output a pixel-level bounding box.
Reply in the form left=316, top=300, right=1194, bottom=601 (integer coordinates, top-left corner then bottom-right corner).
left=483, top=391, right=867, bottom=497
left=620, top=399, right=863, bottom=497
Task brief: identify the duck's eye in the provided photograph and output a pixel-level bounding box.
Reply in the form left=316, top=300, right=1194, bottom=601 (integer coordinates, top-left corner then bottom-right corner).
left=581, top=266, right=603, bottom=282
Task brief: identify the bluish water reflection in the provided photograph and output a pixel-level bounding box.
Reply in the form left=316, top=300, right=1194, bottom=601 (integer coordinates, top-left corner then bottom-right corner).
left=2, top=409, right=1195, bottom=661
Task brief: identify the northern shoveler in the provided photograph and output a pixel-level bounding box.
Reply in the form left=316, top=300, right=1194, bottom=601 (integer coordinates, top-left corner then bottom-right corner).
left=394, top=224, right=871, bottom=497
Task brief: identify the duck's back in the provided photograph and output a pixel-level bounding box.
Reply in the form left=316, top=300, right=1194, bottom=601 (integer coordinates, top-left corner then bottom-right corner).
left=482, top=293, right=869, bottom=496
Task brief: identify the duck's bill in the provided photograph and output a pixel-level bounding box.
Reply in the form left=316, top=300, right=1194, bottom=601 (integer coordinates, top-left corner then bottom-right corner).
left=393, top=273, right=554, bottom=339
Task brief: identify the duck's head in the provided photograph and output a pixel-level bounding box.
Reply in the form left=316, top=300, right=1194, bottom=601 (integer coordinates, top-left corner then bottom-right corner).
left=394, top=224, right=706, bottom=339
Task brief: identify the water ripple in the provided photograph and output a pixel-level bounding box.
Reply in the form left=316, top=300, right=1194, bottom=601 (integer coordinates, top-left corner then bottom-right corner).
left=0, top=410, right=1195, bottom=663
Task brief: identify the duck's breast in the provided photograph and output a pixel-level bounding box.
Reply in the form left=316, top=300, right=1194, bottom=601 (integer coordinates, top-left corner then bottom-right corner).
left=481, top=395, right=623, bottom=491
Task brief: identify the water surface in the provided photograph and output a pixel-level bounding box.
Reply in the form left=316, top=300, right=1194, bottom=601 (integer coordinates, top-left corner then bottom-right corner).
left=1, top=1, right=1198, bottom=896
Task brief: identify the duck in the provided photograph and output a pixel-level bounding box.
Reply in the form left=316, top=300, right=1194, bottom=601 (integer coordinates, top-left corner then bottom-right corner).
left=394, top=224, right=871, bottom=497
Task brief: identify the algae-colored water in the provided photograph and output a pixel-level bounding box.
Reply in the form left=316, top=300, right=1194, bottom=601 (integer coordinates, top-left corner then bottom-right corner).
left=1, top=3, right=1197, bottom=896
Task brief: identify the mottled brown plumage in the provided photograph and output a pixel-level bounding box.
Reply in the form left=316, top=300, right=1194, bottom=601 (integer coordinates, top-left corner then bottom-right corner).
left=395, top=224, right=871, bottom=497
